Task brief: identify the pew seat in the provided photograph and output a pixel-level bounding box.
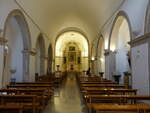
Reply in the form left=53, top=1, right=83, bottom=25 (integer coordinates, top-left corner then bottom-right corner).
left=81, top=84, right=125, bottom=88
left=85, top=95, right=150, bottom=104
left=0, top=88, right=52, bottom=106
left=16, top=82, right=53, bottom=85
left=0, top=94, right=42, bottom=113
left=82, top=88, right=137, bottom=95
left=0, top=104, right=23, bottom=113
left=88, top=104, right=150, bottom=113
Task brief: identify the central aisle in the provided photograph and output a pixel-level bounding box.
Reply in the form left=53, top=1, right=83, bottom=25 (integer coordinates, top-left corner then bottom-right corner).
left=44, top=73, right=83, bottom=113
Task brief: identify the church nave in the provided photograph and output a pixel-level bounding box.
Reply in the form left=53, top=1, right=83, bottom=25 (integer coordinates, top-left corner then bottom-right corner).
left=0, top=0, right=150, bottom=113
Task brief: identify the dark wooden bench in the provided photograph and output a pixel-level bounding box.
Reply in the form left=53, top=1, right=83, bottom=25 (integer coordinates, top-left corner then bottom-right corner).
left=0, top=88, right=52, bottom=106
left=0, top=104, right=23, bottom=113
left=7, top=84, right=52, bottom=87
left=7, top=84, right=53, bottom=91
left=87, top=104, right=150, bottom=113
left=16, top=82, right=53, bottom=85
left=79, top=77, right=111, bottom=81
left=80, top=82, right=116, bottom=84
left=82, top=88, right=137, bottom=95
left=0, top=94, right=41, bottom=113
left=85, top=95, right=150, bottom=104
left=81, top=84, right=125, bottom=88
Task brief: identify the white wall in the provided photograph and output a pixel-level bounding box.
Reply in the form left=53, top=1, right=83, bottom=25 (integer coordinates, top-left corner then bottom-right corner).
left=132, top=44, right=150, bottom=95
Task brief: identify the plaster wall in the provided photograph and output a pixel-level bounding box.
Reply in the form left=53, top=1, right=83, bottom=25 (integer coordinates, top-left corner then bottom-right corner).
left=132, top=43, right=150, bottom=95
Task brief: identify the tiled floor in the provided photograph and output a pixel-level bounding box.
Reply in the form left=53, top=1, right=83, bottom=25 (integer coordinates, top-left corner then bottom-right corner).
left=43, top=73, right=84, bottom=113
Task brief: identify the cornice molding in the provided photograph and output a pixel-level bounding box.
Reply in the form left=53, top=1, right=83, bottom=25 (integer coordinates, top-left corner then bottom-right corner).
left=104, top=49, right=117, bottom=56
left=22, top=50, right=37, bottom=56
left=44, top=56, right=48, bottom=60
left=0, top=38, right=8, bottom=45
left=128, top=33, right=150, bottom=47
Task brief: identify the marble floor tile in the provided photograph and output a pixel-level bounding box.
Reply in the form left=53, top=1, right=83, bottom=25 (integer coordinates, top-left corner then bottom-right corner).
left=43, top=73, right=84, bottom=113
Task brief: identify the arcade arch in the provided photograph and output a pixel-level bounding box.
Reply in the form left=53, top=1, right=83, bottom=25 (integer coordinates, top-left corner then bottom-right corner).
left=109, top=12, right=132, bottom=83
left=2, top=10, right=31, bottom=86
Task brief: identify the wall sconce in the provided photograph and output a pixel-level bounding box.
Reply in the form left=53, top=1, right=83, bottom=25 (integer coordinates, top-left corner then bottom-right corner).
left=100, top=58, right=104, bottom=62
left=110, top=45, right=116, bottom=52
left=91, top=57, right=95, bottom=61
left=112, top=49, right=117, bottom=54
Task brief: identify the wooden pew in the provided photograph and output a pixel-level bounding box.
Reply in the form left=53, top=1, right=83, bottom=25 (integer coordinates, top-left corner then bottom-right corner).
left=7, top=84, right=53, bottom=91
left=82, top=88, right=137, bottom=95
left=88, top=104, right=150, bottom=113
left=0, top=88, right=53, bottom=96
left=0, top=104, right=23, bottom=113
left=0, top=88, right=52, bottom=106
left=79, top=76, right=150, bottom=113
left=7, top=85, right=53, bottom=96
left=16, top=81, right=53, bottom=85
left=0, top=94, right=41, bottom=113
left=85, top=95, right=150, bottom=104
left=37, top=75, right=55, bottom=82
left=7, top=84, right=52, bottom=87
left=79, top=78, right=111, bottom=82
left=81, top=84, right=125, bottom=88
left=80, top=81, right=116, bottom=84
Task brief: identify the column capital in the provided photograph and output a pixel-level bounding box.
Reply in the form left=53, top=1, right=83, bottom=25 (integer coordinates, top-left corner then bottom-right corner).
left=22, top=50, right=37, bottom=56
left=0, top=38, right=8, bottom=45
left=104, top=49, right=117, bottom=56
left=104, top=49, right=111, bottom=56
left=44, top=56, right=48, bottom=60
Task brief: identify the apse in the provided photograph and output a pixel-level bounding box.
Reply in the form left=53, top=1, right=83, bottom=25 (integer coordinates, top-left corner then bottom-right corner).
left=55, top=31, right=89, bottom=72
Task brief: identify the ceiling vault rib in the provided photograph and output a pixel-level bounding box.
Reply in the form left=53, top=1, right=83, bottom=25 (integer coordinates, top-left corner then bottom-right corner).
left=99, top=0, right=125, bottom=34
left=14, top=0, right=49, bottom=40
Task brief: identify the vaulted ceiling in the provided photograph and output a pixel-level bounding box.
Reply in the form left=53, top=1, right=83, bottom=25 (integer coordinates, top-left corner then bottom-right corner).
left=16, top=0, right=124, bottom=42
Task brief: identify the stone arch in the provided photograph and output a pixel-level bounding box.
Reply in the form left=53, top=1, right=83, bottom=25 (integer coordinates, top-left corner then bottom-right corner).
left=145, top=0, right=150, bottom=33
left=55, top=27, right=90, bottom=57
left=2, top=9, right=31, bottom=86
left=97, top=35, right=105, bottom=75
left=90, top=35, right=105, bottom=76
left=55, top=30, right=89, bottom=72
left=108, top=11, right=132, bottom=83
left=109, top=11, right=132, bottom=49
left=35, top=34, right=46, bottom=76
